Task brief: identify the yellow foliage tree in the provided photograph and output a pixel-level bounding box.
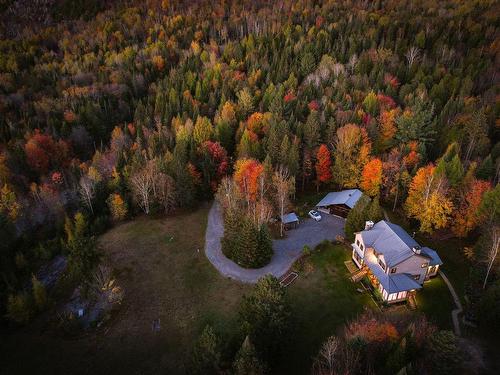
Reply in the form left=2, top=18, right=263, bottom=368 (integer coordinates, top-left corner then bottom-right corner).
left=0, top=184, right=20, bottom=221
left=405, top=165, right=454, bottom=233
left=107, top=193, right=128, bottom=221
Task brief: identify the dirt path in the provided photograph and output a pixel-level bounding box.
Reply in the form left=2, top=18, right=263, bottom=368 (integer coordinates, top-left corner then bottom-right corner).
left=204, top=202, right=345, bottom=283
left=439, top=270, right=463, bottom=336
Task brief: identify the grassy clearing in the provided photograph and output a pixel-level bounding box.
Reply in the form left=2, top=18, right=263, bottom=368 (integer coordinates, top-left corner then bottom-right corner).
left=280, top=242, right=376, bottom=374
left=1, top=205, right=250, bottom=375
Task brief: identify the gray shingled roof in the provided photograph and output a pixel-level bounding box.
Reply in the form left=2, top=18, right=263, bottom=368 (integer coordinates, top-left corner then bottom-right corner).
left=363, top=252, right=422, bottom=293
left=360, top=221, right=437, bottom=267
left=316, top=189, right=363, bottom=209
left=421, top=247, right=443, bottom=266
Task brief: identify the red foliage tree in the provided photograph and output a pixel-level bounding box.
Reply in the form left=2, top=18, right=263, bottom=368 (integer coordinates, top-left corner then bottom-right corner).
left=315, top=144, right=332, bottom=184
left=452, top=179, right=492, bottom=237
left=24, top=130, right=71, bottom=174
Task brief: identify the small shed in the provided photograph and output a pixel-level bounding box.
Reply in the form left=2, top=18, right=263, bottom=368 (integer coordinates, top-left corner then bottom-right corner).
left=316, top=189, right=363, bottom=218
left=281, top=212, right=299, bottom=230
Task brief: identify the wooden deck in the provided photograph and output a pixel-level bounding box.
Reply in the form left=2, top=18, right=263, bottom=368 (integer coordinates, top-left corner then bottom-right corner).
left=344, top=260, right=358, bottom=274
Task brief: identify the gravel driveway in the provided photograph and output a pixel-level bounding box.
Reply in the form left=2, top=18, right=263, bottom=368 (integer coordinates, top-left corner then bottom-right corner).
left=205, top=202, right=345, bottom=283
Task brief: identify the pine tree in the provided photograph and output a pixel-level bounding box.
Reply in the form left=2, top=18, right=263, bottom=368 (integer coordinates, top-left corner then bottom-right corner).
left=233, top=336, right=266, bottom=375
left=190, top=325, right=221, bottom=374
left=345, top=195, right=371, bottom=240
left=240, top=276, right=290, bottom=366
left=303, top=111, right=320, bottom=150
left=257, top=224, right=273, bottom=267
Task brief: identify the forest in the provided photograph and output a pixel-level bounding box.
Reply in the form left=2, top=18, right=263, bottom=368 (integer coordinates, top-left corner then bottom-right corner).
left=0, top=0, right=499, bottom=374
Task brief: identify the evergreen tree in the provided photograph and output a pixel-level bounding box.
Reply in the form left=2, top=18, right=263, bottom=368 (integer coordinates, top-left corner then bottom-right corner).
left=233, top=336, right=266, bottom=375
left=303, top=111, right=320, bottom=150
left=189, top=325, right=221, bottom=375
left=345, top=195, right=371, bottom=240
left=240, top=276, right=290, bottom=367
left=31, top=275, right=47, bottom=311
left=476, top=155, right=494, bottom=181
left=257, top=224, right=273, bottom=267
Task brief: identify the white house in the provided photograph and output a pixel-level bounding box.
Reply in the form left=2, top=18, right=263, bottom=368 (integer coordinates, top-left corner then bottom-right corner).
left=352, top=220, right=442, bottom=304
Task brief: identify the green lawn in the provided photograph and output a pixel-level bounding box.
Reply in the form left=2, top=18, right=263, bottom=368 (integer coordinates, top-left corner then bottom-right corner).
left=280, top=242, right=376, bottom=374
left=416, top=275, right=454, bottom=329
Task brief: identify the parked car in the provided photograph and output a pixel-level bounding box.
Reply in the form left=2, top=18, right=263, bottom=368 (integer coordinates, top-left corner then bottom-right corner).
left=308, top=210, right=322, bottom=221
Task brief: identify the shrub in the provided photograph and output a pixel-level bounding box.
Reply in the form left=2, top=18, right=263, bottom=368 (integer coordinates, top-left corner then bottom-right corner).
left=302, top=245, right=311, bottom=256
left=6, top=292, right=33, bottom=324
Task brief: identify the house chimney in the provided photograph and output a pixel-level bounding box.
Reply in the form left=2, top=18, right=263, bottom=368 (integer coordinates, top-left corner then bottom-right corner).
left=412, top=245, right=421, bottom=254
left=365, top=221, right=374, bottom=230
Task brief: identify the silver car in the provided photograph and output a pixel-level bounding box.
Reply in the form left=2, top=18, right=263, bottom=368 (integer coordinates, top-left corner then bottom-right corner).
left=308, top=210, right=322, bottom=221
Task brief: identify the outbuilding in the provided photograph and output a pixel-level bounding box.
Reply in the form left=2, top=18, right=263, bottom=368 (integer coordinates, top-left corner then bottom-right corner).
left=316, top=189, right=363, bottom=218
left=280, top=212, right=299, bottom=230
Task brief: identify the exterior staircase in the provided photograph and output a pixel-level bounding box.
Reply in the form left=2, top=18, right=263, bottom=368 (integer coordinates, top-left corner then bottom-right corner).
left=350, top=268, right=367, bottom=282
left=407, top=293, right=417, bottom=310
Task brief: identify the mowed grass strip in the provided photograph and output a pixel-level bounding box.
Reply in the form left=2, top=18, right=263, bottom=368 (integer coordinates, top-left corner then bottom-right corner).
left=280, top=242, right=376, bottom=374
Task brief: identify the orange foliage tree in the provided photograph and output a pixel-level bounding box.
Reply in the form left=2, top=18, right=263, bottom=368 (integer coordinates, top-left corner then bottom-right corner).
left=405, top=164, right=454, bottom=233
left=234, top=158, right=264, bottom=203
left=377, top=109, right=398, bottom=152
left=361, top=158, right=383, bottom=197
left=315, top=144, right=332, bottom=186
left=452, top=179, right=492, bottom=237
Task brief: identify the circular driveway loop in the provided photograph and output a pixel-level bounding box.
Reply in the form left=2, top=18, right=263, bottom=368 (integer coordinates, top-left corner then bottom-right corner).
left=205, top=202, right=345, bottom=283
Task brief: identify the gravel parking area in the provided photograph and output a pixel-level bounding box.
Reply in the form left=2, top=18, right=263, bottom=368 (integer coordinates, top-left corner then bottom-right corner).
left=205, top=202, right=345, bottom=283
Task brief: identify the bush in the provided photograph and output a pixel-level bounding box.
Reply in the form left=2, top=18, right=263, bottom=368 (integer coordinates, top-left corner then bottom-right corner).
left=6, top=292, right=33, bottom=324
left=302, top=245, right=311, bottom=256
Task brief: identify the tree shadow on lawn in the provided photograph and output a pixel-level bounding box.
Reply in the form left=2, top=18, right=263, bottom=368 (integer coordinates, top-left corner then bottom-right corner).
left=279, top=242, right=376, bottom=374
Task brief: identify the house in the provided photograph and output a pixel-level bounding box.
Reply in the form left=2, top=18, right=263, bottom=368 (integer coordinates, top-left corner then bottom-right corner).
left=316, top=189, right=363, bottom=218
left=280, top=212, right=299, bottom=230
left=351, top=220, right=442, bottom=304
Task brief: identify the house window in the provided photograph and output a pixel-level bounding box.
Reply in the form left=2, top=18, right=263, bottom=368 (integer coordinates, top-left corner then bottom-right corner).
left=360, top=243, right=364, bottom=251
left=397, top=291, right=407, bottom=300
left=413, top=274, right=420, bottom=281
left=356, top=239, right=360, bottom=246
left=421, top=262, right=429, bottom=268
left=390, top=267, right=397, bottom=273
left=378, top=258, right=386, bottom=271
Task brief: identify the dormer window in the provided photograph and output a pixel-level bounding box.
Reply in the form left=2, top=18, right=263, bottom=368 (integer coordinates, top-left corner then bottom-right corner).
left=421, top=262, right=429, bottom=268
left=378, top=258, right=386, bottom=271
left=390, top=267, right=397, bottom=273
